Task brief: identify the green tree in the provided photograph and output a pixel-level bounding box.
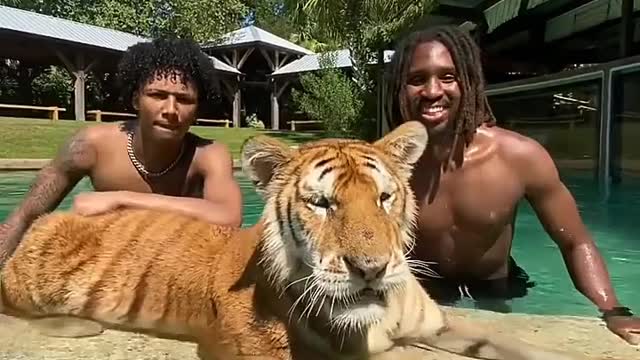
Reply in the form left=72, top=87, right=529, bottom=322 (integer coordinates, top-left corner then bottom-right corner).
left=292, top=52, right=363, bottom=138
left=31, top=66, right=72, bottom=107
left=286, top=0, right=434, bottom=88
left=285, top=0, right=436, bottom=139
left=242, top=0, right=338, bottom=53
left=243, top=0, right=296, bottom=39
left=1, top=0, right=249, bottom=42
left=173, top=0, right=248, bottom=43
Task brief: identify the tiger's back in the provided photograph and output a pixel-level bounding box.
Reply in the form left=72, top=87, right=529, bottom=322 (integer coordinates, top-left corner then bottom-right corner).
left=1, top=208, right=243, bottom=339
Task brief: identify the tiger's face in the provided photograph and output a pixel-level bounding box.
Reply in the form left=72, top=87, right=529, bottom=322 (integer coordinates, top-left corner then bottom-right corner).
left=241, top=121, right=428, bottom=331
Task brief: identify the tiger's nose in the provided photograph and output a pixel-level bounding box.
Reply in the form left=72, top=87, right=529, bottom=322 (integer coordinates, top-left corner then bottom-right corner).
left=343, top=256, right=388, bottom=282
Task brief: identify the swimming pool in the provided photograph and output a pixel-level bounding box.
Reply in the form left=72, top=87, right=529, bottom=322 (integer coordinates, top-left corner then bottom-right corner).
left=0, top=171, right=266, bottom=228
left=1, top=170, right=638, bottom=318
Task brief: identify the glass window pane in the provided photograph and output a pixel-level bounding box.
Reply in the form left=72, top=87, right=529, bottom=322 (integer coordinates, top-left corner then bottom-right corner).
left=611, top=69, right=640, bottom=184
left=488, top=80, right=602, bottom=177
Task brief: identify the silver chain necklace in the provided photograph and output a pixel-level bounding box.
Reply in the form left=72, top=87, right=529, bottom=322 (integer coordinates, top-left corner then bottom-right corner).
left=126, top=130, right=184, bottom=178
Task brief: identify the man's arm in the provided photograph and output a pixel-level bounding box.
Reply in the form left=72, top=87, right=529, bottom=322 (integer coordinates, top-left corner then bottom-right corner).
left=0, top=128, right=96, bottom=263
left=108, top=142, right=243, bottom=227
left=513, top=137, right=621, bottom=311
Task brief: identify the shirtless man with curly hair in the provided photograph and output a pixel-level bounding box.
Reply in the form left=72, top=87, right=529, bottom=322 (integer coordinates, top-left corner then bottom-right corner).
left=0, top=37, right=243, bottom=264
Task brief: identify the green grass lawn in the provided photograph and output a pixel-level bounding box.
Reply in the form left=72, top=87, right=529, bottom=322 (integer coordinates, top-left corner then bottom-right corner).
left=5, top=116, right=640, bottom=170
left=0, top=117, right=324, bottom=159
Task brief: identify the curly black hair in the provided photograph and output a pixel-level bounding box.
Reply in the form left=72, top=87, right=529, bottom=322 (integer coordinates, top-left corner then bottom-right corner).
left=385, top=25, right=495, bottom=144
left=116, top=36, right=220, bottom=110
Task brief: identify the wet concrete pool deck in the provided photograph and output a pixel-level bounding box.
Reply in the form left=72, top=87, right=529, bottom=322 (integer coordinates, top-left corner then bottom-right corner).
left=0, top=307, right=637, bottom=360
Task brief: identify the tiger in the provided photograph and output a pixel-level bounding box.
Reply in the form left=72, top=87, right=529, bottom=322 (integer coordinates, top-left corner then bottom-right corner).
left=0, top=120, right=585, bottom=360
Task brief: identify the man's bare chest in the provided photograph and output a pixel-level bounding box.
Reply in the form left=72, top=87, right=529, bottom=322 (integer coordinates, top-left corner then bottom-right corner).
left=413, top=164, right=524, bottom=235
left=89, top=160, right=203, bottom=197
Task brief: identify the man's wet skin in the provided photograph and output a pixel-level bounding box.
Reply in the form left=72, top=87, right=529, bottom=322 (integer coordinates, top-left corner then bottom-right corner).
left=411, top=126, right=523, bottom=282
left=387, top=25, right=640, bottom=344
left=88, top=74, right=209, bottom=197
left=403, top=41, right=514, bottom=282
left=0, top=38, right=244, bottom=267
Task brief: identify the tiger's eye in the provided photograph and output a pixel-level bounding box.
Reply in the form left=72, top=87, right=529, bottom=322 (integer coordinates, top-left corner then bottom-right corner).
left=311, top=196, right=331, bottom=209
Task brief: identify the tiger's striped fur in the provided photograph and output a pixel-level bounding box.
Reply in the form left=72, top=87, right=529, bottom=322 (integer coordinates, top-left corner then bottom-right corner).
left=0, top=121, right=582, bottom=360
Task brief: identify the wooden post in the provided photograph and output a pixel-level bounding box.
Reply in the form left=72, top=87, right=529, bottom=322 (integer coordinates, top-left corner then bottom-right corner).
left=219, top=49, right=254, bottom=128
left=233, top=81, right=241, bottom=128
left=259, top=48, right=295, bottom=131
left=221, top=79, right=241, bottom=128
left=74, top=69, right=86, bottom=121
left=270, top=79, right=290, bottom=131
left=272, top=51, right=279, bottom=130
left=271, top=82, right=279, bottom=130
left=55, top=51, right=96, bottom=122
left=50, top=108, right=59, bottom=121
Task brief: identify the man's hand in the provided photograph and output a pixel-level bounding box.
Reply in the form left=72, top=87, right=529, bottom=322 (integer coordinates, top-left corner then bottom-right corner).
left=72, top=191, right=124, bottom=216
left=605, top=315, right=640, bottom=345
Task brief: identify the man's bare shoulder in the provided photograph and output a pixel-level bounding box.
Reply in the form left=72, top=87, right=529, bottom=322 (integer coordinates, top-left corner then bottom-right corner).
left=61, top=123, right=125, bottom=156
left=50, top=124, right=121, bottom=170
left=483, top=126, right=551, bottom=162
left=80, top=123, right=126, bottom=143
left=189, top=133, right=234, bottom=172
left=484, top=125, right=558, bottom=181
left=54, top=123, right=127, bottom=170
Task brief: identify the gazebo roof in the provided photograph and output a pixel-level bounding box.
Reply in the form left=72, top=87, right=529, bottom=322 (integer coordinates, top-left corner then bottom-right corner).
left=271, top=49, right=395, bottom=77
left=203, top=25, right=314, bottom=56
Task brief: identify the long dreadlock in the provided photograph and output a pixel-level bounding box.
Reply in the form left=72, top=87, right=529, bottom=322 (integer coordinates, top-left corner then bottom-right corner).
left=385, top=25, right=496, bottom=144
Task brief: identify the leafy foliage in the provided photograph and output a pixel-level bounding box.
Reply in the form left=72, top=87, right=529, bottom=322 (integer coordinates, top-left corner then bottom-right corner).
left=172, top=0, right=248, bottom=43
left=284, top=0, right=436, bottom=139
left=0, top=0, right=249, bottom=42
left=31, top=66, right=72, bottom=106
left=294, top=1, right=436, bottom=49
left=292, top=53, right=363, bottom=138
left=285, top=0, right=435, bottom=75
left=242, top=0, right=339, bottom=52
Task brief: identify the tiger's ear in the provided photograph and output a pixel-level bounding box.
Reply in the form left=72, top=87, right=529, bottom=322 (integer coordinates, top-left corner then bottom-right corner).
left=241, top=135, right=293, bottom=194
left=374, top=120, right=428, bottom=167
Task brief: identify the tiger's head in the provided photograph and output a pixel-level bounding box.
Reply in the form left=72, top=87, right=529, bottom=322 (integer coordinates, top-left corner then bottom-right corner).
left=241, top=121, right=428, bottom=332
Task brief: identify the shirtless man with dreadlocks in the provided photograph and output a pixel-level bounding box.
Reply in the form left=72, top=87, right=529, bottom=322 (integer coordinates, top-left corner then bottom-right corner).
left=386, top=25, right=640, bottom=344
left=0, top=37, right=243, bottom=265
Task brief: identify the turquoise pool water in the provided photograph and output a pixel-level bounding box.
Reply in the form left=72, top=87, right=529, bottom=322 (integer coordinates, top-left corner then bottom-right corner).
left=0, top=171, right=266, bottom=228
left=1, top=170, right=638, bottom=318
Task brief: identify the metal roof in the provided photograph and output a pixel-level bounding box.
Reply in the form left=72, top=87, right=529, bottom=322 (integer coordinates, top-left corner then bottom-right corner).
left=545, top=0, right=640, bottom=42
left=205, top=25, right=314, bottom=55
left=0, top=5, right=147, bottom=51
left=271, top=49, right=395, bottom=76
left=209, top=56, right=241, bottom=74
left=0, top=5, right=240, bottom=74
